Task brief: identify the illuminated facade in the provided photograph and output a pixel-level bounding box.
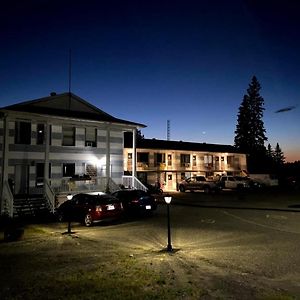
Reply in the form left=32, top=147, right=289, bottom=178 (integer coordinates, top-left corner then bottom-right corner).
left=0, top=93, right=144, bottom=214
left=124, top=138, right=247, bottom=191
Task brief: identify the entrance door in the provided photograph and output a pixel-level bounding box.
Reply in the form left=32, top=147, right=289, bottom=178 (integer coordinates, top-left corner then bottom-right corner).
left=166, top=172, right=173, bottom=190
left=15, top=165, right=29, bottom=194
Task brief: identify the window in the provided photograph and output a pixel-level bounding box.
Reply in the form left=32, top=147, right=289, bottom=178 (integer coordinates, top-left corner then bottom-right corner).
left=15, top=121, right=31, bottom=144
left=62, top=126, right=75, bottom=146
left=180, top=154, right=190, bottom=167
left=204, top=155, right=213, bottom=168
left=63, top=163, right=75, bottom=177
left=168, top=154, right=172, bottom=166
left=49, top=125, right=52, bottom=145
left=85, top=127, right=97, bottom=147
left=37, top=124, right=45, bottom=145
left=227, top=156, right=233, bottom=167
left=128, top=153, right=132, bottom=159
left=137, top=152, right=149, bottom=163
left=154, top=153, right=165, bottom=166
left=36, top=163, right=44, bottom=187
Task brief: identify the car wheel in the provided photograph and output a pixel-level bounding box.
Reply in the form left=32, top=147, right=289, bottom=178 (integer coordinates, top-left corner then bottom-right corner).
left=84, top=214, right=93, bottom=227
left=179, top=185, right=185, bottom=192
left=204, top=186, right=211, bottom=194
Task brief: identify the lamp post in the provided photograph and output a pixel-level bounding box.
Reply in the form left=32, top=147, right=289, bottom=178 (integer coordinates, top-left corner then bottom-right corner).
left=66, top=194, right=73, bottom=234
left=164, top=195, right=173, bottom=252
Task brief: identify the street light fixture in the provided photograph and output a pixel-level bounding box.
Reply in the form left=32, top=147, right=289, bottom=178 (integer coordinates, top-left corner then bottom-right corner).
left=164, top=195, right=173, bottom=252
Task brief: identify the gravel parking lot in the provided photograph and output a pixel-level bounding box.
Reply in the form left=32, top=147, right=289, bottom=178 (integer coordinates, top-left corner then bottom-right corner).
left=1, top=189, right=300, bottom=299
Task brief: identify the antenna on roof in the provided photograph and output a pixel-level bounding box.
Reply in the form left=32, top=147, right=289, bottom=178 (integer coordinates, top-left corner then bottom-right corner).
left=167, top=120, right=170, bottom=141
left=68, top=48, right=72, bottom=109
left=68, top=48, right=72, bottom=94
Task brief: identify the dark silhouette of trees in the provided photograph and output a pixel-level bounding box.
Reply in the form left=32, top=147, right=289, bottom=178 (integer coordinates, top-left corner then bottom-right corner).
left=265, top=142, right=285, bottom=174
left=234, top=76, right=268, bottom=172
left=274, top=142, right=285, bottom=166
left=136, top=129, right=144, bottom=140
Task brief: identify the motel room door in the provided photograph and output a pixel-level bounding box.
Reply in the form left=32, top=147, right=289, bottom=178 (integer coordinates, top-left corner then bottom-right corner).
left=14, top=165, right=29, bottom=194
left=166, top=172, right=174, bottom=191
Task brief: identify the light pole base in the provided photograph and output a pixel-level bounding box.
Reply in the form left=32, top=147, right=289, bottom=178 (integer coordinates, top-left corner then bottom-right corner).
left=167, top=244, right=173, bottom=252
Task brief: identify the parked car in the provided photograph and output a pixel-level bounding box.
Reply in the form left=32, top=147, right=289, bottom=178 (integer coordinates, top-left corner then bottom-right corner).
left=178, top=176, right=219, bottom=193
left=56, top=192, right=124, bottom=227
left=217, top=175, right=249, bottom=190
left=111, top=189, right=158, bottom=215
left=234, top=176, right=263, bottom=189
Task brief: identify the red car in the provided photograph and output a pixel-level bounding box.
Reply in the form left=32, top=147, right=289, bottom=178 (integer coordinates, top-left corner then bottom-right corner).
left=56, top=192, right=124, bottom=226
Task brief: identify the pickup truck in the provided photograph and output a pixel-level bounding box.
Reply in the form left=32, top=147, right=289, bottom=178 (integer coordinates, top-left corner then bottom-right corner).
left=178, top=176, right=219, bottom=193
left=217, top=175, right=249, bottom=190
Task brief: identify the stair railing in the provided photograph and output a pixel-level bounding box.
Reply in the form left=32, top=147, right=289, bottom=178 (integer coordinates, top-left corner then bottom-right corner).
left=44, top=179, right=55, bottom=213
left=3, top=180, right=14, bottom=217
left=122, top=175, right=148, bottom=192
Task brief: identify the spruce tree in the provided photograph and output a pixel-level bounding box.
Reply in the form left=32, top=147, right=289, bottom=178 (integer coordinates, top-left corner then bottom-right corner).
left=234, top=76, right=268, bottom=172
left=267, top=143, right=274, bottom=159
left=274, top=142, right=285, bottom=166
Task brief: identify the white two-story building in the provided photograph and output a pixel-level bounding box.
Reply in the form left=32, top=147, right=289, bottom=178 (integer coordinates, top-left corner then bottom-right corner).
left=0, top=92, right=145, bottom=216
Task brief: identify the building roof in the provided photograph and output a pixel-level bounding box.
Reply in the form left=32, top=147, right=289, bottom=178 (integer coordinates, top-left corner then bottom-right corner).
left=124, top=136, right=242, bottom=154
left=0, top=92, right=146, bottom=128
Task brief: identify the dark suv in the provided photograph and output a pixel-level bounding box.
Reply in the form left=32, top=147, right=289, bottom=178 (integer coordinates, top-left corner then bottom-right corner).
left=112, top=189, right=157, bottom=215
left=56, top=193, right=124, bottom=226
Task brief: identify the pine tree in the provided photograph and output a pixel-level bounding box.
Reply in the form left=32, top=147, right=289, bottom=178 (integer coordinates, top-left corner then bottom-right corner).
left=267, top=143, right=274, bottom=159
left=234, top=76, right=268, bottom=172
left=274, top=143, right=285, bottom=166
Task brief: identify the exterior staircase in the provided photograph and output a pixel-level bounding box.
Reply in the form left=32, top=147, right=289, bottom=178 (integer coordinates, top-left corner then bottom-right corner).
left=13, top=194, right=52, bottom=220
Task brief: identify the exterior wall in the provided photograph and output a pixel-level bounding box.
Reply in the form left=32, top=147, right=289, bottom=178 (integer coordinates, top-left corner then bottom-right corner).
left=124, top=148, right=247, bottom=191
left=0, top=120, right=3, bottom=193
left=0, top=112, right=128, bottom=196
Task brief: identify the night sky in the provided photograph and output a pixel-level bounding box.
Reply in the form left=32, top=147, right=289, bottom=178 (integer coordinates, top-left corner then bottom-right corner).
left=1, top=0, right=299, bottom=162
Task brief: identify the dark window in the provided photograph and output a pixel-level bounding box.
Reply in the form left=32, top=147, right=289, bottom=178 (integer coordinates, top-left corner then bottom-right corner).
left=180, top=154, right=190, bottom=166
left=85, top=127, right=97, bottom=147
left=36, top=163, right=44, bottom=187
left=37, top=124, right=45, bottom=145
left=49, top=125, right=52, bottom=145
left=15, top=121, right=31, bottom=144
left=62, top=126, right=75, bottom=146
left=137, top=152, right=149, bottom=163
left=63, top=163, right=75, bottom=177
left=154, top=153, right=165, bottom=166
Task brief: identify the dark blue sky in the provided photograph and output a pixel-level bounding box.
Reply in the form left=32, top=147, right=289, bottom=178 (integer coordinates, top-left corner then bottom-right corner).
left=1, top=0, right=299, bottom=161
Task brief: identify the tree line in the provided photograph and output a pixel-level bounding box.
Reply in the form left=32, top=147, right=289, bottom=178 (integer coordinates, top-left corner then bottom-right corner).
left=234, top=76, right=298, bottom=176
